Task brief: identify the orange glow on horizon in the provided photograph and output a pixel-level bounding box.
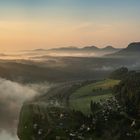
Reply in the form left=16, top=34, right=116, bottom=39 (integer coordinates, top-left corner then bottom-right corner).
left=0, top=19, right=140, bottom=52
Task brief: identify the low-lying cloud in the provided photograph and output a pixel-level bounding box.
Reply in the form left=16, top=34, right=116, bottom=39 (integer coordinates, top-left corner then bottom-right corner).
left=0, top=131, right=18, bottom=140
left=0, top=78, right=51, bottom=138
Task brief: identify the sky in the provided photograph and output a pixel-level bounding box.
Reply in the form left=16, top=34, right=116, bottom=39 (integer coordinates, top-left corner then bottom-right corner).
left=0, top=0, right=140, bottom=51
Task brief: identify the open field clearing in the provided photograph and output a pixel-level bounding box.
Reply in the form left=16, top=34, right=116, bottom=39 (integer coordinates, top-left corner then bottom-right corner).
left=69, top=79, right=120, bottom=114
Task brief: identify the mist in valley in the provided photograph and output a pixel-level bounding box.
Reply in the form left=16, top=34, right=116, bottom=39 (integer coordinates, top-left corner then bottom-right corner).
left=0, top=78, right=51, bottom=139
left=0, top=43, right=140, bottom=139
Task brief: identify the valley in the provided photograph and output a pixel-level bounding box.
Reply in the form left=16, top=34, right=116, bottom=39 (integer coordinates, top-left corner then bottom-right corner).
left=0, top=42, right=140, bottom=140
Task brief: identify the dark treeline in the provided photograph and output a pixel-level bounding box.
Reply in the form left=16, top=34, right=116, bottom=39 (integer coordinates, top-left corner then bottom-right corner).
left=18, top=68, right=140, bottom=140
left=90, top=68, right=140, bottom=140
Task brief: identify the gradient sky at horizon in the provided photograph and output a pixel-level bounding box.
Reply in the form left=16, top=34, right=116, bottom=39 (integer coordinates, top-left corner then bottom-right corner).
left=0, top=0, right=140, bottom=51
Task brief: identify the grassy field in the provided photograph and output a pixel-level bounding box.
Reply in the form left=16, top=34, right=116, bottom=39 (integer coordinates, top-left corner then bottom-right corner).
left=69, top=79, right=120, bottom=114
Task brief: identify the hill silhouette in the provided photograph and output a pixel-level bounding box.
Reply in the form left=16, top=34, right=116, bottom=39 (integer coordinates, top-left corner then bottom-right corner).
left=107, top=42, right=140, bottom=58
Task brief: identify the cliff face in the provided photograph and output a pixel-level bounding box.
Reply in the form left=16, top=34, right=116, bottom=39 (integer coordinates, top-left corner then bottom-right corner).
left=106, top=42, right=140, bottom=58
left=127, top=42, right=140, bottom=51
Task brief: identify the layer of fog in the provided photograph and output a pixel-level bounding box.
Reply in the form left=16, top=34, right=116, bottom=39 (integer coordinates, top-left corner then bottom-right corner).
left=0, top=78, right=51, bottom=139
left=0, top=50, right=116, bottom=61
left=0, top=131, right=18, bottom=140
left=92, top=61, right=140, bottom=72
left=127, top=62, right=140, bottom=70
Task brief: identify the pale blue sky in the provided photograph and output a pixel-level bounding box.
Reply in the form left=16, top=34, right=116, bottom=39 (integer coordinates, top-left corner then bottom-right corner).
left=0, top=0, right=140, bottom=51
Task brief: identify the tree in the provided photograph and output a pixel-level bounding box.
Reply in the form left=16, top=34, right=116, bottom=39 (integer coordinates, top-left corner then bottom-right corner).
left=114, top=71, right=140, bottom=119
left=110, top=67, right=128, bottom=80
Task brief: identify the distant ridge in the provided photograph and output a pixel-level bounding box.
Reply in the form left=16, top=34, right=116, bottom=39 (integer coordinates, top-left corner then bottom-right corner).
left=23, top=45, right=121, bottom=57
left=107, top=42, right=140, bottom=57
left=102, top=46, right=118, bottom=51
left=49, top=45, right=119, bottom=52
left=32, top=49, right=47, bottom=52
left=123, top=42, right=140, bottom=52
left=82, top=46, right=99, bottom=51
left=50, top=46, right=79, bottom=51
left=0, top=53, right=7, bottom=56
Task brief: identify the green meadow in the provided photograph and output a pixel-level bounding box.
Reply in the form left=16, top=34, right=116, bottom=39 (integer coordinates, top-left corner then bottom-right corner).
left=69, top=79, right=120, bottom=114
